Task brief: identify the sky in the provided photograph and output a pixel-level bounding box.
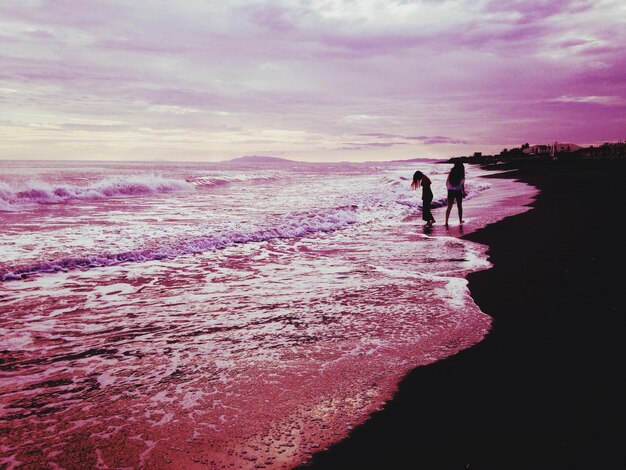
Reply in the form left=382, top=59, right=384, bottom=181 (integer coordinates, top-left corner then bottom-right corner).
left=1, top=0, right=625, bottom=162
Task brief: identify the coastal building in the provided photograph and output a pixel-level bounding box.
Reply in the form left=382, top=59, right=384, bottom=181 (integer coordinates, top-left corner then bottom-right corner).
left=553, top=142, right=581, bottom=152
left=523, top=142, right=581, bottom=156
left=523, top=144, right=551, bottom=155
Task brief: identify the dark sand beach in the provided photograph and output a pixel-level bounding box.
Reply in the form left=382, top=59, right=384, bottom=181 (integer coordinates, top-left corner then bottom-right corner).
left=305, top=158, right=626, bottom=469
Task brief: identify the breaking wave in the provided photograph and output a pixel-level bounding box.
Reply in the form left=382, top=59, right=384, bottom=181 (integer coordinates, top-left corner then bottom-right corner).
left=1, top=205, right=358, bottom=281
left=0, top=175, right=193, bottom=208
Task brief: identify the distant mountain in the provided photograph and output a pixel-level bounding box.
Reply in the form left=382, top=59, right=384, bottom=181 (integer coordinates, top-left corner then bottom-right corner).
left=389, top=157, right=446, bottom=163
left=224, top=155, right=296, bottom=164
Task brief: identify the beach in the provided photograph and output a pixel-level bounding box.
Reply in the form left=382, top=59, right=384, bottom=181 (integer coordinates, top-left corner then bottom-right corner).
left=305, top=158, right=625, bottom=469
left=1, top=158, right=623, bottom=468
left=2, top=1, right=625, bottom=467
left=0, top=160, right=531, bottom=468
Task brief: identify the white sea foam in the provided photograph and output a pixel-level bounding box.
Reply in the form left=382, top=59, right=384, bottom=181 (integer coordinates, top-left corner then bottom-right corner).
left=0, top=175, right=193, bottom=207
left=1, top=205, right=359, bottom=280
left=0, top=165, right=492, bottom=280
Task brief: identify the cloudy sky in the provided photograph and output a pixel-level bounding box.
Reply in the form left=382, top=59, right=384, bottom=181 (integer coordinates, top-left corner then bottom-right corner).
left=1, top=0, right=625, bottom=162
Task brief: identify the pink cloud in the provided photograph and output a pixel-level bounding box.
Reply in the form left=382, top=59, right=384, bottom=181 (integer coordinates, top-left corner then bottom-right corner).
left=358, top=134, right=468, bottom=145
left=0, top=0, right=624, bottom=161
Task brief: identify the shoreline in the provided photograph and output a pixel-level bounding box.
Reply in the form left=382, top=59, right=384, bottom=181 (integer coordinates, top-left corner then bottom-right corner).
left=303, top=158, right=625, bottom=469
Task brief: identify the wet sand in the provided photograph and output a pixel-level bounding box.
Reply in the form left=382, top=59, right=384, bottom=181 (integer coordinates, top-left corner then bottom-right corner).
left=304, top=158, right=626, bottom=469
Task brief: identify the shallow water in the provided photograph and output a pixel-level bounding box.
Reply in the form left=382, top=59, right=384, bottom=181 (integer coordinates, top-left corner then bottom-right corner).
left=0, top=160, right=536, bottom=468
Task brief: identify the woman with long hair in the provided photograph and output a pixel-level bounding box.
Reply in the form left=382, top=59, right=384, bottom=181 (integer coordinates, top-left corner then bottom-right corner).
left=445, top=162, right=466, bottom=227
left=411, top=170, right=435, bottom=227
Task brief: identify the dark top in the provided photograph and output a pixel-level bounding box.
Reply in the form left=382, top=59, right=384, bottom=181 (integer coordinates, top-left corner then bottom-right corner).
left=422, top=180, right=433, bottom=202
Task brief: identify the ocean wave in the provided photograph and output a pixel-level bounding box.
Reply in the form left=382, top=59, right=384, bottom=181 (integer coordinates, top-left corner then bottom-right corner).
left=0, top=205, right=358, bottom=281
left=186, top=173, right=281, bottom=188
left=0, top=175, right=193, bottom=208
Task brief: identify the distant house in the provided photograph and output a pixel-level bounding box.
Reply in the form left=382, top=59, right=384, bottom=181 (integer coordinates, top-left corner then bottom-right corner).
left=553, top=142, right=581, bottom=153
left=522, top=144, right=551, bottom=155
left=523, top=142, right=581, bottom=156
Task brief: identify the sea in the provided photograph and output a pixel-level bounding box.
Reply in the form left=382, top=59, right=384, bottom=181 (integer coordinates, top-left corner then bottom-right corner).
left=0, top=158, right=536, bottom=468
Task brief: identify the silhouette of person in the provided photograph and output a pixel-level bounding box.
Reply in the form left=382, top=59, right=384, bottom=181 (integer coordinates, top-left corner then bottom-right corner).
left=411, top=171, right=435, bottom=227
left=445, top=162, right=466, bottom=227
